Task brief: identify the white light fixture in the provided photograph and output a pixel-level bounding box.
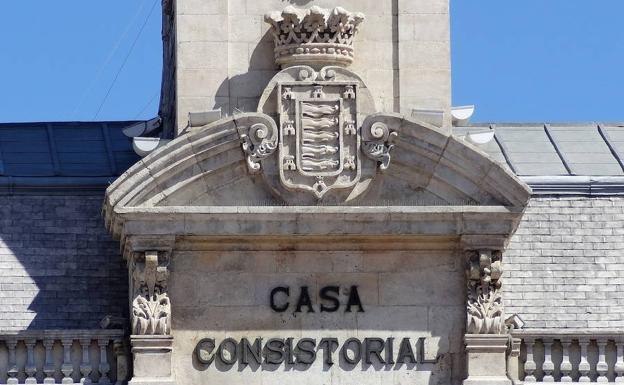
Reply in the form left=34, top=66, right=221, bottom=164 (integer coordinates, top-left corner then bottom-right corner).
left=466, top=127, right=495, bottom=145
left=132, top=137, right=171, bottom=158
left=451, top=105, right=475, bottom=126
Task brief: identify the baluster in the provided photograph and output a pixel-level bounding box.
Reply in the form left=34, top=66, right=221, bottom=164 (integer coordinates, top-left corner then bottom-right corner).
left=542, top=339, right=555, bottom=382
left=524, top=338, right=537, bottom=382
left=508, top=338, right=522, bottom=384
left=7, top=338, right=19, bottom=385
left=61, top=338, right=75, bottom=384
left=43, top=339, right=56, bottom=384
left=578, top=338, right=591, bottom=383
left=25, top=339, right=37, bottom=384
left=615, top=338, right=624, bottom=383
left=560, top=338, right=573, bottom=382
left=114, top=340, right=128, bottom=385
left=596, top=338, right=609, bottom=383
left=80, top=338, right=93, bottom=385
left=98, top=339, right=111, bottom=384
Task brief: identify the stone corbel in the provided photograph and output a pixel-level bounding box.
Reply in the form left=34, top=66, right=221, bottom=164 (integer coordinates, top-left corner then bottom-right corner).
left=128, top=249, right=175, bottom=385
left=461, top=237, right=512, bottom=385
left=130, top=250, right=171, bottom=335
left=465, top=249, right=504, bottom=335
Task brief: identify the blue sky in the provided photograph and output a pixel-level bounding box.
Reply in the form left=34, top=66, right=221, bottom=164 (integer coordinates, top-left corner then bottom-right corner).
left=0, top=1, right=622, bottom=123
left=452, top=0, right=624, bottom=122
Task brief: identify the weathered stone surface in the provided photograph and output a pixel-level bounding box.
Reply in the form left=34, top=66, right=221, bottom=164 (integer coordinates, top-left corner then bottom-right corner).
left=170, top=248, right=465, bottom=385
left=169, top=0, right=451, bottom=135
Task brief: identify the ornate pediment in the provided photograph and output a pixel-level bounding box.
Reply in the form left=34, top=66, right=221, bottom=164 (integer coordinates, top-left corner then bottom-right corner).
left=103, top=5, right=531, bottom=245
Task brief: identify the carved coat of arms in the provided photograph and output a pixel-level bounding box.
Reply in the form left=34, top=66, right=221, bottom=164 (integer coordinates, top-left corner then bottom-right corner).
left=238, top=7, right=397, bottom=203
left=278, top=74, right=360, bottom=198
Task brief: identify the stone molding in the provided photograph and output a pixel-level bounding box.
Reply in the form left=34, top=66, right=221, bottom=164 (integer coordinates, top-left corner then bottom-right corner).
left=463, top=334, right=511, bottom=385
left=103, top=113, right=530, bottom=241
left=130, top=251, right=171, bottom=336
left=264, top=6, right=365, bottom=68
left=129, top=335, right=175, bottom=385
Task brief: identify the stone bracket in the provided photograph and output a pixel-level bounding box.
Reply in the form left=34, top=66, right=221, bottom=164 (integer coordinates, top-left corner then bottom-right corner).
left=130, top=250, right=171, bottom=336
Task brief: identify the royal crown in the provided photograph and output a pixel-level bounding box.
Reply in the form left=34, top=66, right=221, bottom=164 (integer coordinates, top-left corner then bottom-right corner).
left=264, top=6, right=365, bottom=68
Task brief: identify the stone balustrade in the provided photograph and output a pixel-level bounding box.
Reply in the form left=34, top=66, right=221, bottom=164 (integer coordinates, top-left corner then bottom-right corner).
left=512, top=329, right=624, bottom=383
left=0, top=330, right=127, bottom=384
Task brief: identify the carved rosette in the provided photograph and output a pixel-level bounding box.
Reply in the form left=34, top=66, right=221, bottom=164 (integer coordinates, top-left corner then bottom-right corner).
left=361, top=118, right=398, bottom=171
left=130, top=251, right=171, bottom=335
left=465, top=250, right=505, bottom=334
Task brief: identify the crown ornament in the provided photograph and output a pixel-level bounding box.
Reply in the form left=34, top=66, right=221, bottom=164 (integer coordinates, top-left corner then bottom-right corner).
left=264, top=6, right=365, bottom=68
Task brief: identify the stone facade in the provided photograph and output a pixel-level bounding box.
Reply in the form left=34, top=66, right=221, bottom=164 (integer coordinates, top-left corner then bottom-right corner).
left=2, top=195, right=622, bottom=335
left=168, top=0, right=451, bottom=135
left=171, top=245, right=466, bottom=385
left=2, top=1, right=623, bottom=384
left=0, top=195, right=127, bottom=331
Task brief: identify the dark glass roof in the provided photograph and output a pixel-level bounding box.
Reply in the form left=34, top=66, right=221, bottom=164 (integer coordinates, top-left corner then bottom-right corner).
left=2, top=120, right=624, bottom=195
left=0, top=121, right=140, bottom=194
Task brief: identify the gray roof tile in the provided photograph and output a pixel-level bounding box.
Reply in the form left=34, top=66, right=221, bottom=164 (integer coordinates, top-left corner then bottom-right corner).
left=455, top=123, right=624, bottom=177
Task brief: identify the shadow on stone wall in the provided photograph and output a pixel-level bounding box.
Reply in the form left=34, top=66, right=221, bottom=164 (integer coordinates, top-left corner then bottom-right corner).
left=0, top=195, right=128, bottom=330
left=213, top=31, right=279, bottom=116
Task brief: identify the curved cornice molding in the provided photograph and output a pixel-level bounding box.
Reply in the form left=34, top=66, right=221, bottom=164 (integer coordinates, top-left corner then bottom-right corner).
left=103, top=112, right=531, bottom=247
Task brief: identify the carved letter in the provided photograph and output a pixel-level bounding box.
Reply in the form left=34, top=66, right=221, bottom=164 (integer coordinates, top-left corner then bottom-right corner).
left=295, top=286, right=315, bottom=313
left=319, top=338, right=339, bottom=366
left=240, top=338, right=262, bottom=366
left=396, top=338, right=416, bottom=364
left=270, top=286, right=290, bottom=312
left=264, top=338, right=286, bottom=365
left=295, top=338, right=317, bottom=365
left=320, top=286, right=340, bottom=312
left=345, top=285, right=364, bottom=313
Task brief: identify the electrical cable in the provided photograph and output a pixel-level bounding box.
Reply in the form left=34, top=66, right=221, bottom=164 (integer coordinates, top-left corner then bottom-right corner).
left=71, top=0, right=150, bottom=119
left=94, top=0, right=159, bottom=120
left=134, top=90, right=160, bottom=119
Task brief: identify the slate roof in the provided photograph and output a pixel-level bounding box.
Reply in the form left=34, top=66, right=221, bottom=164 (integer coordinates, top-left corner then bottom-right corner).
left=1, top=120, right=623, bottom=195
left=0, top=121, right=140, bottom=194
left=454, top=123, right=624, bottom=195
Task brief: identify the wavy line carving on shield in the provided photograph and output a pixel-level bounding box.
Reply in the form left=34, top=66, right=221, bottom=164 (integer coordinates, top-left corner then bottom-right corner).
left=278, top=78, right=361, bottom=199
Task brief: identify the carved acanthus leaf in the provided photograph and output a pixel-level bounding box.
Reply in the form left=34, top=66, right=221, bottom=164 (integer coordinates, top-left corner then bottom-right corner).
left=131, top=251, right=171, bottom=335
left=465, top=250, right=505, bottom=334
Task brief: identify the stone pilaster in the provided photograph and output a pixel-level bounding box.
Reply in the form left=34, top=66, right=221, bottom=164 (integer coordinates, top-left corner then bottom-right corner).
left=462, top=241, right=511, bottom=385
left=128, top=250, right=175, bottom=385
left=465, top=249, right=505, bottom=335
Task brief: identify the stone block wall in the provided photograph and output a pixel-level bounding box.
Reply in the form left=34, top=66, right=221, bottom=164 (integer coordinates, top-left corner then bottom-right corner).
left=170, top=248, right=466, bottom=385
left=0, top=195, right=127, bottom=331
left=171, top=0, right=451, bottom=135
left=505, top=196, right=624, bottom=329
